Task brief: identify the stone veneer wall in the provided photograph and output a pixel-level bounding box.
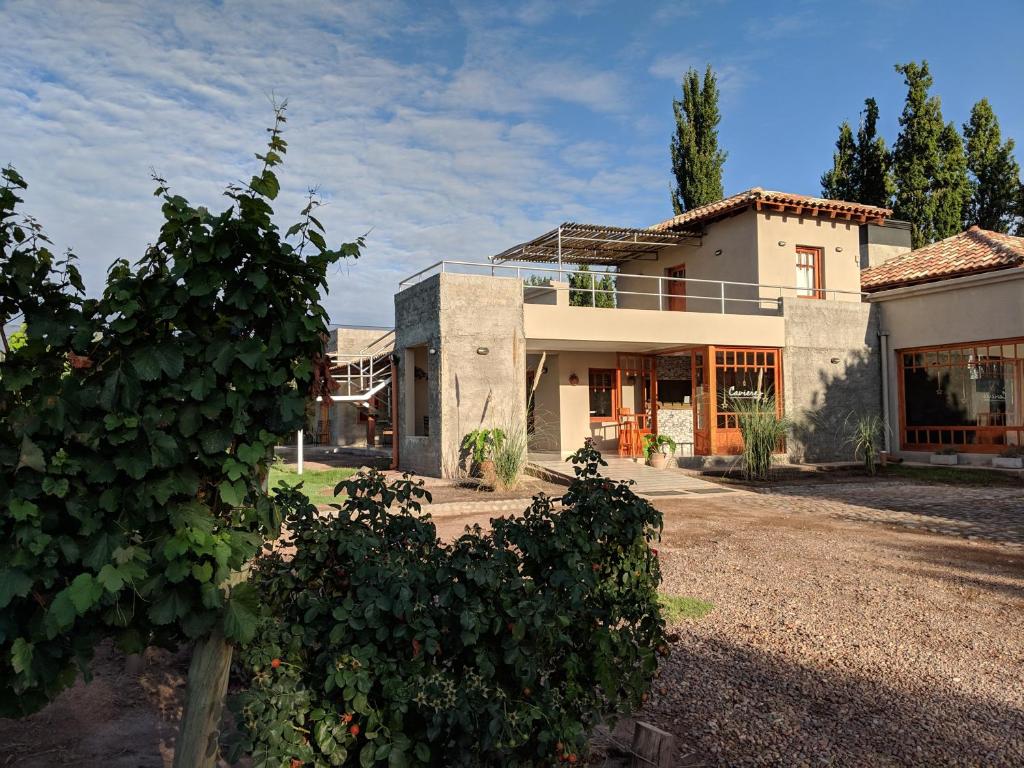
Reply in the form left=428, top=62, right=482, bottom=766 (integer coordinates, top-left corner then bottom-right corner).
left=656, top=354, right=691, bottom=381
left=656, top=408, right=694, bottom=456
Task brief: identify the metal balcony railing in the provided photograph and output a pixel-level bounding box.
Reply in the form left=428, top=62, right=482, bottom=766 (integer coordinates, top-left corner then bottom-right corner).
left=398, top=260, right=866, bottom=314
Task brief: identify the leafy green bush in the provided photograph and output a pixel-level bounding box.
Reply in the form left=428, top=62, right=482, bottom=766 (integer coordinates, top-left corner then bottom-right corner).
left=0, top=108, right=360, bottom=736
left=228, top=444, right=665, bottom=767
left=461, top=428, right=506, bottom=465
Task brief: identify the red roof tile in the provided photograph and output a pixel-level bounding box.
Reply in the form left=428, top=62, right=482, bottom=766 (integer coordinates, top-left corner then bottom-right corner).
left=649, top=187, right=892, bottom=231
left=861, top=226, right=1024, bottom=292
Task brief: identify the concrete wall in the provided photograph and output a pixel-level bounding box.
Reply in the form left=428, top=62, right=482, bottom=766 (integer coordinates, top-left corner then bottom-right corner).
left=394, top=273, right=526, bottom=477
left=527, top=353, right=561, bottom=452
left=525, top=303, right=785, bottom=349
left=782, top=298, right=881, bottom=462
left=616, top=211, right=759, bottom=313
left=394, top=278, right=443, bottom=475
left=756, top=212, right=863, bottom=302
left=870, top=269, right=1024, bottom=459
left=556, top=351, right=620, bottom=455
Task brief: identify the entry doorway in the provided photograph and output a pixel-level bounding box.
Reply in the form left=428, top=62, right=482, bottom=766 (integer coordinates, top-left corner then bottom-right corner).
left=665, top=263, right=686, bottom=311
left=691, top=345, right=783, bottom=455
left=616, top=353, right=658, bottom=457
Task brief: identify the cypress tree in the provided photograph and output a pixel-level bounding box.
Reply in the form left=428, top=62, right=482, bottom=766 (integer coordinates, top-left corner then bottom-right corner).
left=892, top=61, right=945, bottom=247
left=854, top=98, right=892, bottom=208
left=932, top=121, right=972, bottom=240
left=670, top=65, right=726, bottom=214
left=963, top=98, right=1022, bottom=232
left=820, top=122, right=857, bottom=201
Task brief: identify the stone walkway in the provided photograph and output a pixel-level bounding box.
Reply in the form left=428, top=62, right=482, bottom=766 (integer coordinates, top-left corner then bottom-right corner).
left=744, top=481, right=1024, bottom=546
left=529, top=454, right=741, bottom=498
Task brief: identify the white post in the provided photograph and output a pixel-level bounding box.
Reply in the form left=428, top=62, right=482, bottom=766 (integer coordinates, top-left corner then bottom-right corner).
left=557, top=225, right=563, bottom=282
left=720, top=282, right=726, bottom=313
left=297, top=429, right=304, bottom=475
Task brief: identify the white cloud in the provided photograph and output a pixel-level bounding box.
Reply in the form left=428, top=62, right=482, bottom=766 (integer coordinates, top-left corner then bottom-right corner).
left=0, top=0, right=643, bottom=326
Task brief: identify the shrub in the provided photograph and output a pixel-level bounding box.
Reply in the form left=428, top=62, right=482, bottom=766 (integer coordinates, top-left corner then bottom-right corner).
left=642, top=433, right=677, bottom=460
left=461, top=428, right=506, bottom=466
left=845, top=413, right=886, bottom=475
left=998, top=446, right=1022, bottom=459
left=228, top=444, right=665, bottom=767
left=491, top=420, right=528, bottom=490
left=731, top=395, right=789, bottom=481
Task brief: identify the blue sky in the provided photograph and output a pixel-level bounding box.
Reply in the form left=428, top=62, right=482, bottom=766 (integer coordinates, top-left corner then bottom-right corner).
left=2, top=0, right=1022, bottom=326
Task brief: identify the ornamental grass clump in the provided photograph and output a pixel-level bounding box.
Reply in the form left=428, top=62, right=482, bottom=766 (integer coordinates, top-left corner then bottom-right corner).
left=845, top=413, right=887, bottom=475
left=491, top=420, right=528, bottom=490
left=732, top=395, right=789, bottom=481
left=227, top=444, right=665, bottom=767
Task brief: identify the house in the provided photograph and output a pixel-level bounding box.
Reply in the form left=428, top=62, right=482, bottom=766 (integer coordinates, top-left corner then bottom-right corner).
left=309, top=325, right=394, bottom=448
left=390, top=189, right=916, bottom=476
left=864, top=226, right=1024, bottom=460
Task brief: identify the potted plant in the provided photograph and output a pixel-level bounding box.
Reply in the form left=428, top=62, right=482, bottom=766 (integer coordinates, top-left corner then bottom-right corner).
left=930, top=447, right=959, bottom=466
left=993, top=446, right=1023, bottom=469
left=643, top=433, right=677, bottom=469
left=462, top=428, right=506, bottom=487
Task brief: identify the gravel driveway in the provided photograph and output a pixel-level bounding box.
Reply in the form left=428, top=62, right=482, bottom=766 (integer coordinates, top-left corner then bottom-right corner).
left=641, top=485, right=1024, bottom=767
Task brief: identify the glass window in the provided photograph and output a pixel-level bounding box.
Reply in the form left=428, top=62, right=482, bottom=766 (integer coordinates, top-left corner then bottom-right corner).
left=795, top=246, right=822, bottom=298
left=588, top=369, right=615, bottom=419
left=900, top=338, right=1024, bottom=450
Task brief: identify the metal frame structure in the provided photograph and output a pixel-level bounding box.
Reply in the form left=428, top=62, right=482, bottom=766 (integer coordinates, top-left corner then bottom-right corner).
left=488, top=222, right=700, bottom=269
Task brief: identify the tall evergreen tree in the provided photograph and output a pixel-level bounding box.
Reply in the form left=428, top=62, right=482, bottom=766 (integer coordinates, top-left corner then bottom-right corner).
left=820, top=121, right=857, bottom=201
left=963, top=98, right=1022, bottom=232
left=932, top=121, right=971, bottom=240
left=670, top=65, right=726, bottom=214
left=854, top=98, right=892, bottom=208
left=892, top=61, right=945, bottom=247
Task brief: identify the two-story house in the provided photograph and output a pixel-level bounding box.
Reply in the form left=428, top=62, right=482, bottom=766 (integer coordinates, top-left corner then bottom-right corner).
left=391, top=189, right=910, bottom=476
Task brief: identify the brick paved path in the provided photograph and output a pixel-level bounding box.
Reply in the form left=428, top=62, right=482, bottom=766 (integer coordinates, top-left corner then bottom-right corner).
left=743, top=481, right=1024, bottom=546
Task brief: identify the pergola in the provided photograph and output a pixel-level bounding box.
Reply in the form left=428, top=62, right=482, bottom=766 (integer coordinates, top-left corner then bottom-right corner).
left=489, top=222, right=700, bottom=268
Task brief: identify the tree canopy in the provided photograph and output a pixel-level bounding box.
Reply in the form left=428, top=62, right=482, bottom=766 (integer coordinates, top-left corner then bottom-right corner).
left=670, top=65, right=726, bottom=214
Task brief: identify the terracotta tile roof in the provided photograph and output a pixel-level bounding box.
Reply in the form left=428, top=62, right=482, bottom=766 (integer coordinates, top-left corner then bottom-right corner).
left=861, top=226, right=1024, bottom=292
left=649, top=187, right=892, bottom=232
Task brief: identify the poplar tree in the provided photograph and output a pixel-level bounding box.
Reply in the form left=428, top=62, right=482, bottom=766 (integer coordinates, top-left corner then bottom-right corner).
left=892, top=61, right=945, bottom=247
left=670, top=65, right=726, bottom=213
left=963, top=98, right=1022, bottom=232
left=820, top=122, right=857, bottom=201
left=854, top=98, right=892, bottom=208
left=932, top=121, right=971, bottom=240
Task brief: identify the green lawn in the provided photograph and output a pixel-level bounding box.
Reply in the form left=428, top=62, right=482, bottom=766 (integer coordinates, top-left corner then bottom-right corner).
left=659, top=594, right=714, bottom=623
left=268, top=465, right=358, bottom=506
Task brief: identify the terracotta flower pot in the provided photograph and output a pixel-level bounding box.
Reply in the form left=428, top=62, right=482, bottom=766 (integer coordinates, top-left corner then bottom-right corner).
left=480, top=459, right=497, bottom=488
left=648, top=452, right=670, bottom=470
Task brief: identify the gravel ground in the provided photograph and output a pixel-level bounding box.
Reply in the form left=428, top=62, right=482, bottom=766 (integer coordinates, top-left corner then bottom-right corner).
left=641, top=491, right=1024, bottom=767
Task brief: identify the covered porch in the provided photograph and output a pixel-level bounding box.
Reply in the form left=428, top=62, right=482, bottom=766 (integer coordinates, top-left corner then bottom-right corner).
left=525, top=343, right=785, bottom=461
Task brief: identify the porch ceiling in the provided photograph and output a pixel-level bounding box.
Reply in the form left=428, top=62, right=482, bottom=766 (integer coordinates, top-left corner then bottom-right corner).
left=490, top=222, right=700, bottom=266
left=525, top=339, right=692, bottom=353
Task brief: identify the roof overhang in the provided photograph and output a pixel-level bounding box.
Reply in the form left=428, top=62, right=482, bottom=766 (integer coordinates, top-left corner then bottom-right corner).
left=490, top=222, right=700, bottom=266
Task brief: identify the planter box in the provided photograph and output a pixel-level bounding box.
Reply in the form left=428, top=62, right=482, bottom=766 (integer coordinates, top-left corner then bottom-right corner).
left=993, top=456, right=1024, bottom=469
left=930, top=454, right=958, bottom=466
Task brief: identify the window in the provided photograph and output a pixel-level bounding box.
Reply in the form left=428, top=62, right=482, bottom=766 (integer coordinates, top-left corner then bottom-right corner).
left=795, top=246, right=822, bottom=298
left=899, top=339, right=1024, bottom=451
left=589, top=369, right=616, bottom=419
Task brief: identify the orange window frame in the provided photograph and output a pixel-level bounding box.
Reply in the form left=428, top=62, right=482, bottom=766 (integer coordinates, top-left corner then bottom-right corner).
left=588, top=368, right=618, bottom=421
left=795, top=246, right=822, bottom=299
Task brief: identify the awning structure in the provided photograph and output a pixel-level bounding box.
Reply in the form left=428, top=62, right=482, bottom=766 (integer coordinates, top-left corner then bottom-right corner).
left=490, top=222, right=700, bottom=266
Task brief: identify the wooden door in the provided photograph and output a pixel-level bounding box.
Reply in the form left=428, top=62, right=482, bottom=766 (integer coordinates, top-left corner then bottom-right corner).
left=665, top=264, right=686, bottom=311
left=692, top=348, right=711, bottom=455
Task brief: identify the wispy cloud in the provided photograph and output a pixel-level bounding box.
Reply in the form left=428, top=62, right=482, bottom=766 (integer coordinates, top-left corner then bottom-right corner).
left=0, top=0, right=643, bottom=325
left=649, top=54, right=753, bottom=100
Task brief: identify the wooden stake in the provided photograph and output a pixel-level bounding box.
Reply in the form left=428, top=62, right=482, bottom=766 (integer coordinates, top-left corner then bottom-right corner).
left=172, top=627, right=234, bottom=768
left=630, top=721, right=677, bottom=767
